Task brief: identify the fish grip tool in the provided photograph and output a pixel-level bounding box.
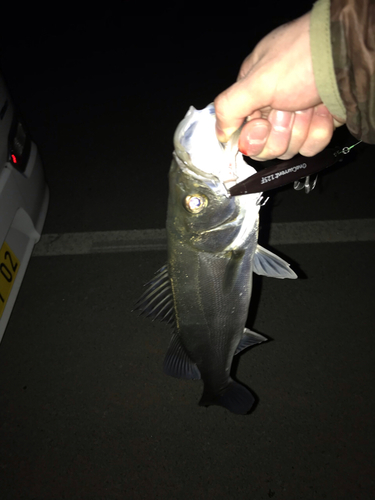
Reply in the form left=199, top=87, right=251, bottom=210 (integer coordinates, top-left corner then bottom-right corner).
left=229, top=141, right=362, bottom=196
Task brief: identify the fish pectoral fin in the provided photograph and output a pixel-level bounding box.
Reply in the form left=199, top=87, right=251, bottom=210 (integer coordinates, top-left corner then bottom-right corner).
left=163, top=333, right=201, bottom=380
left=253, top=245, right=297, bottom=279
left=199, top=379, right=255, bottom=415
left=234, top=328, right=268, bottom=355
left=133, top=264, right=176, bottom=325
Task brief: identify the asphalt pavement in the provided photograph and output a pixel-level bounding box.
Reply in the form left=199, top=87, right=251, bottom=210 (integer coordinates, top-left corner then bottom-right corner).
left=0, top=11, right=375, bottom=500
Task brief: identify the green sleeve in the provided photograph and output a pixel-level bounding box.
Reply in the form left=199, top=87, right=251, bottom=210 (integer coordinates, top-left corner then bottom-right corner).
left=310, top=0, right=347, bottom=121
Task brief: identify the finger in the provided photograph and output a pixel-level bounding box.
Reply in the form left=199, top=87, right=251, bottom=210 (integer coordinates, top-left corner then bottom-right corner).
left=214, top=76, right=269, bottom=142
left=299, top=104, right=334, bottom=156
left=238, top=118, right=271, bottom=157
left=250, top=110, right=295, bottom=160
left=277, top=108, right=314, bottom=159
left=214, top=86, right=251, bottom=142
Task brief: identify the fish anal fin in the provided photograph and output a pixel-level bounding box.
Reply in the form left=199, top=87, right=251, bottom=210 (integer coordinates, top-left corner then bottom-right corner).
left=253, top=245, right=297, bottom=279
left=163, top=334, right=201, bottom=380
left=199, top=379, right=255, bottom=415
left=235, top=328, right=268, bottom=355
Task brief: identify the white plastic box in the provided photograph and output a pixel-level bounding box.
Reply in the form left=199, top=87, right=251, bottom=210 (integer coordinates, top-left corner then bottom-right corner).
left=0, top=74, right=49, bottom=342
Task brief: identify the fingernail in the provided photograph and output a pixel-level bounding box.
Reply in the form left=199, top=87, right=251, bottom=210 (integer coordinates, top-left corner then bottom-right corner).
left=314, top=104, right=330, bottom=117
left=248, top=124, right=269, bottom=144
left=216, top=124, right=238, bottom=143
left=269, top=110, right=293, bottom=132
left=239, top=124, right=269, bottom=155
left=215, top=123, right=226, bottom=142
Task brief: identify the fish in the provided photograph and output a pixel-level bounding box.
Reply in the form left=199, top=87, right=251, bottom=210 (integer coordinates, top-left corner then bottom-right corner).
left=135, top=103, right=297, bottom=415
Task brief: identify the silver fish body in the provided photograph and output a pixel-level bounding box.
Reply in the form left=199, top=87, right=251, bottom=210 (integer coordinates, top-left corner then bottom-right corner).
left=135, top=104, right=297, bottom=415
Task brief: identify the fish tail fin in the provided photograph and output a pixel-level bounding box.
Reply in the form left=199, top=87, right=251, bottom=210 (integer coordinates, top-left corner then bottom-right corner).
left=199, top=380, right=255, bottom=415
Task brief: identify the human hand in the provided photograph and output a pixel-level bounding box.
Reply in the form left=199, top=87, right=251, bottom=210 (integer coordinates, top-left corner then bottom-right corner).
left=214, top=12, right=345, bottom=161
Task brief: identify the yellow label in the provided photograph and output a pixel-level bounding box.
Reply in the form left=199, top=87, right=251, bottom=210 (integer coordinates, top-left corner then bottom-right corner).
left=0, top=242, right=20, bottom=318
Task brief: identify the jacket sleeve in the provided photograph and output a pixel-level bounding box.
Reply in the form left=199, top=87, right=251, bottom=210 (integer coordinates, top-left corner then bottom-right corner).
left=310, top=0, right=375, bottom=143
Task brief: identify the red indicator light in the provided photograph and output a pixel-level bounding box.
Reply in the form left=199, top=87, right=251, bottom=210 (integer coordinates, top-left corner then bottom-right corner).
left=11, top=154, right=17, bottom=164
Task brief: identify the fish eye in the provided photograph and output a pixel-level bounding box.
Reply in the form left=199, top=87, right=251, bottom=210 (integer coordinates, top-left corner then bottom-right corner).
left=184, top=194, right=208, bottom=214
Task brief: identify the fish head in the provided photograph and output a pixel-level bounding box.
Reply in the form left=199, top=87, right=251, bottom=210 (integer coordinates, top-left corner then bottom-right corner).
left=173, top=103, right=245, bottom=189
left=168, top=104, right=261, bottom=253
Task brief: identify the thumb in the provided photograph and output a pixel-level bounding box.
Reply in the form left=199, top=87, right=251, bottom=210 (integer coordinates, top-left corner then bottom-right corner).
left=214, top=75, right=268, bottom=142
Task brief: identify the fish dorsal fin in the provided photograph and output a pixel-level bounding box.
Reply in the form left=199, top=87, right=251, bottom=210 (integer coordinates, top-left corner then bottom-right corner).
left=164, top=334, right=201, bottom=380
left=234, top=328, right=268, bottom=355
left=133, top=264, right=175, bottom=325
left=253, top=245, right=297, bottom=279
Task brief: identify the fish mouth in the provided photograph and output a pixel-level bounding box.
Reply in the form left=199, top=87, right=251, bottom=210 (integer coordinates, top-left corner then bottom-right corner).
left=199, top=213, right=242, bottom=235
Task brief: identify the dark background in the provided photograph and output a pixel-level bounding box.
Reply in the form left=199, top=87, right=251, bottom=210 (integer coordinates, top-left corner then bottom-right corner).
left=1, top=9, right=374, bottom=234
left=0, top=9, right=374, bottom=500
